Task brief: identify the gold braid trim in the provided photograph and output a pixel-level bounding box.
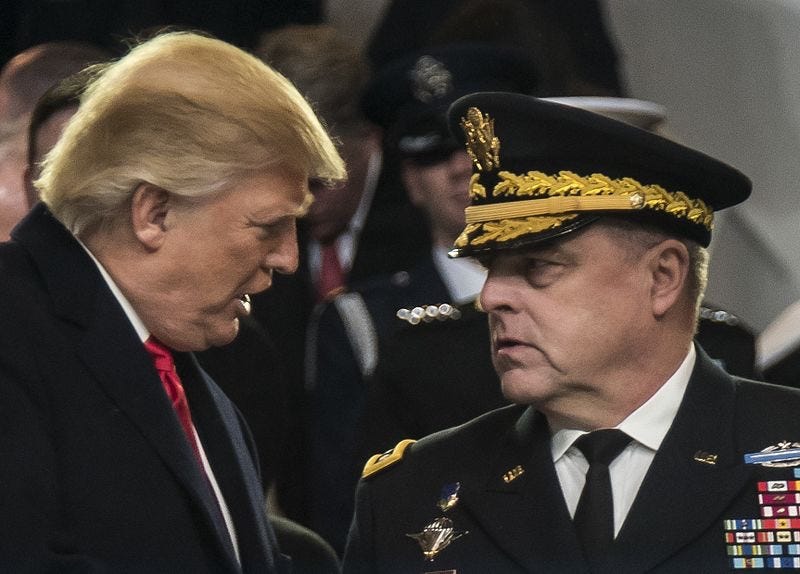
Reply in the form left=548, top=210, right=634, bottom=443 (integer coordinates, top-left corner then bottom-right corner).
left=454, top=215, right=579, bottom=248
left=466, top=170, right=713, bottom=230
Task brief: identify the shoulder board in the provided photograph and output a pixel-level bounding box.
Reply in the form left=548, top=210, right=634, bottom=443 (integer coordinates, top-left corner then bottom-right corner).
left=362, top=439, right=416, bottom=479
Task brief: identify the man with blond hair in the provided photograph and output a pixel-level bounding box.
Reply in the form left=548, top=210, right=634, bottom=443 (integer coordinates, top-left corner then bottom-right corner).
left=0, top=31, right=344, bottom=572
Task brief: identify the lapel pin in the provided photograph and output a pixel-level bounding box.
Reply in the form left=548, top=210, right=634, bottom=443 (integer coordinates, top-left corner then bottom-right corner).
left=503, top=464, right=525, bottom=483
left=693, top=451, right=718, bottom=465
left=744, top=441, right=800, bottom=467
left=438, top=482, right=461, bottom=512
left=407, top=517, right=468, bottom=561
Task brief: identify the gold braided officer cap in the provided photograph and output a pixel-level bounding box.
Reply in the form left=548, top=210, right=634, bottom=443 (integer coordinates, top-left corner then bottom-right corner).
left=446, top=92, right=751, bottom=258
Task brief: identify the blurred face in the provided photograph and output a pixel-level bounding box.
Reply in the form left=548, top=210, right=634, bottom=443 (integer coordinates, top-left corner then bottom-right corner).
left=306, top=131, right=379, bottom=244
left=479, top=224, right=653, bottom=414
left=402, top=149, right=473, bottom=246
left=148, top=168, right=310, bottom=350
left=25, top=104, right=79, bottom=208
left=0, top=129, right=29, bottom=241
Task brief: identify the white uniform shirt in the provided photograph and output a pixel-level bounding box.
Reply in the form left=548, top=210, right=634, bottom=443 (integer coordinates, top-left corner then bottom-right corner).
left=551, top=345, right=696, bottom=536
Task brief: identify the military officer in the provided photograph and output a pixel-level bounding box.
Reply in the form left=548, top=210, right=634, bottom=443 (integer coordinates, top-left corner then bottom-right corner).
left=343, top=92, right=800, bottom=573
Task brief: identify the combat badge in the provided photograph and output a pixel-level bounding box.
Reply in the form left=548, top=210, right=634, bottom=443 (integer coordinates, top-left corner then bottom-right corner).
left=745, top=442, right=800, bottom=468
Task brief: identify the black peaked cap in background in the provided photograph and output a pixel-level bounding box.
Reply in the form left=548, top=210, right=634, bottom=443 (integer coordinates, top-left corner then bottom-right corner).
left=447, top=92, right=752, bottom=256
left=362, top=44, right=538, bottom=158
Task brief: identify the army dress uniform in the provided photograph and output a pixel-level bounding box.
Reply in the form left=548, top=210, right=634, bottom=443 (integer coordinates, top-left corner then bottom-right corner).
left=343, top=92, right=800, bottom=572
left=345, top=347, right=800, bottom=573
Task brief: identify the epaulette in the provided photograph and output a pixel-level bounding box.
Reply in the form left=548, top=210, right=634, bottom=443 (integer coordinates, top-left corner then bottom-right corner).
left=362, top=439, right=416, bottom=479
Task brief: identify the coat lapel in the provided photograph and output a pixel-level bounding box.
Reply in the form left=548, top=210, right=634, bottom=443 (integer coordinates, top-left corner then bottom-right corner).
left=606, top=349, right=753, bottom=572
left=15, top=206, right=241, bottom=571
left=460, top=408, right=587, bottom=573
left=177, top=353, right=280, bottom=573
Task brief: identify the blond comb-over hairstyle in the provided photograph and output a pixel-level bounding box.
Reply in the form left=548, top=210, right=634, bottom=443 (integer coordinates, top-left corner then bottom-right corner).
left=37, top=31, right=346, bottom=237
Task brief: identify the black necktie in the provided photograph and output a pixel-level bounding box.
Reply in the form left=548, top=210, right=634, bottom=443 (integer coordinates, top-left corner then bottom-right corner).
left=573, top=429, right=632, bottom=566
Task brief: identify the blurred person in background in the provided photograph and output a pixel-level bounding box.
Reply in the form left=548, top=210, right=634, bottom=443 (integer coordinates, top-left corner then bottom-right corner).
left=252, top=23, right=424, bottom=523
left=0, top=40, right=110, bottom=240
left=304, top=43, right=537, bottom=554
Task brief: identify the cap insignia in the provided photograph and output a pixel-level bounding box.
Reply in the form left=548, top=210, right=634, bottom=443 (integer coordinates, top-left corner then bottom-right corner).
left=460, top=107, right=500, bottom=172
left=411, top=55, right=453, bottom=103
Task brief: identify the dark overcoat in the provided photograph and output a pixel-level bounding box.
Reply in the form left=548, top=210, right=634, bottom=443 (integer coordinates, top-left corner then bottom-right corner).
left=0, top=204, right=288, bottom=573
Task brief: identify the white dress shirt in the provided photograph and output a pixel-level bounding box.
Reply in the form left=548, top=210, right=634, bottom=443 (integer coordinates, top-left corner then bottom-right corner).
left=551, top=345, right=696, bottom=536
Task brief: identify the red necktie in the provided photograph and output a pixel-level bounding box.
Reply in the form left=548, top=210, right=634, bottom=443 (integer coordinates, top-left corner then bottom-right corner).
left=144, top=337, right=203, bottom=465
left=144, top=339, right=235, bottom=553
left=318, top=241, right=345, bottom=300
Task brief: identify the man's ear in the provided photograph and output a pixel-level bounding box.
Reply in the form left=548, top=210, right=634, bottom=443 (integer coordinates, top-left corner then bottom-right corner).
left=648, top=239, right=691, bottom=318
left=400, top=161, right=425, bottom=207
left=130, top=183, right=171, bottom=250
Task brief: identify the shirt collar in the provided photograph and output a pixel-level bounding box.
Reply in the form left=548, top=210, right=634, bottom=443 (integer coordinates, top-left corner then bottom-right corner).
left=551, top=344, right=696, bottom=460
left=78, top=239, right=150, bottom=343
left=432, top=245, right=487, bottom=304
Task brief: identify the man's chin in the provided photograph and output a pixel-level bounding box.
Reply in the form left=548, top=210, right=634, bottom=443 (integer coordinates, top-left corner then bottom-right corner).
left=499, top=369, right=548, bottom=404
left=203, top=318, right=241, bottom=349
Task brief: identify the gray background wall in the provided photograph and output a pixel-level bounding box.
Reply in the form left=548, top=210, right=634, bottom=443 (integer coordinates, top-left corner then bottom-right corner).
left=603, top=0, right=800, bottom=335
left=327, top=0, right=800, bottom=337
